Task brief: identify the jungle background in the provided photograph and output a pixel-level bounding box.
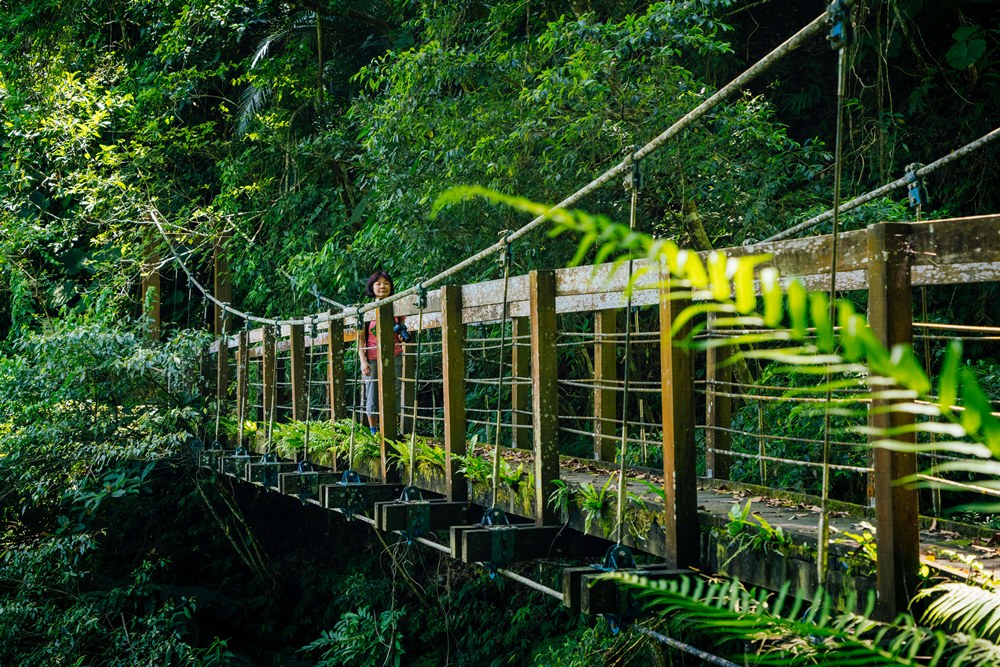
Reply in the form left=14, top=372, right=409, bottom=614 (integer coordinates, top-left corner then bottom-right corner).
left=1, top=0, right=998, bottom=664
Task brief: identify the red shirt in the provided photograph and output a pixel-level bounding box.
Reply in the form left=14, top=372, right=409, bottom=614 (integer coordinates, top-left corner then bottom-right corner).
left=363, top=317, right=404, bottom=361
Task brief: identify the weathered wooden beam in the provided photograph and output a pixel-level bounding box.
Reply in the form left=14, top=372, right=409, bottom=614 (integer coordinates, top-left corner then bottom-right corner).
left=659, top=269, right=699, bottom=570
left=511, top=316, right=531, bottom=449
left=704, top=313, right=732, bottom=480
left=459, top=525, right=609, bottom=565
left=218, top=454, right=252, bottom=479
left=531, top=270, right=560, bottom=526
left=248, top=461, right=299, bottom=488
left=375, top=303, right=398, bottom=480
left=867, top=222, right=920, bottom=621
left=594, top=309, right=618, bottom=462
left=578, top=567, right=688, bottom=616
left=375, top=500, right=469, bottom=533
left=289, top=323, right=307, bottom=422
left=279, top=471, right=343, bottom=503
left=441, top=285, right=468, bottom=501
left=322, top=483, right=405, bottom=514
left=327, top=317, right=346, bottom=421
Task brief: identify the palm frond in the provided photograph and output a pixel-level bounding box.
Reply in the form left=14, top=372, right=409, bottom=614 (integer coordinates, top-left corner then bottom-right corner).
left=919, top=583, right=1000, bottom=641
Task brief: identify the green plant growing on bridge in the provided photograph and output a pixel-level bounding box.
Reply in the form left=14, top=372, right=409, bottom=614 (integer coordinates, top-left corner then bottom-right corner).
left=578, top=478, right=615, bottom=535
left=722, top=499, right=793, bottom=568
left=834, top=521, right=878, bottom=577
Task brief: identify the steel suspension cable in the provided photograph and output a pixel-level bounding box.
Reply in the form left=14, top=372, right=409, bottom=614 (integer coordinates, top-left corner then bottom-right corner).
left=614, top=157, right=640, bottom=545
left=407, top=288, right=427, bottom=487
left=817, top=2, right=852, bottom=587
left=303, top=316, right=317, bottom=462
left=491, top=238, right=513, bottom=509
left=155, top=13, right=829, bottom=333
left=764, top=126, right=1000, bottom=242
left=348, top=310, right=364, bottom=470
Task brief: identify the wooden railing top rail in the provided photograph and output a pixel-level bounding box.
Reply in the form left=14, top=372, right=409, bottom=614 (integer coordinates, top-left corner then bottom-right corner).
left=211, top=215, right=1000, bottom=352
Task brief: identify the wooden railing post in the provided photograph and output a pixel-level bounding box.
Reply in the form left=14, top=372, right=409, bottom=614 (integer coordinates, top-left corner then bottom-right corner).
left=530, top=270, right=560, bottom=525
left=289, top=323, right=307, bottom=422
left=659, top=268, right=699, bottom=569
left=327, top=317, right=346, bottom=420
left=441, top=285, right=467, bottom=501
left=511, top=316, right=531, bottom=449
left=868, top=222, right=919, bottom=620
left=594, top=309, right=618, bottom=462
left=704, top=313, right=732, bottom=480
left=375, top=302, right=399, bottom=480
left=236, top=330, right=249, bottom=444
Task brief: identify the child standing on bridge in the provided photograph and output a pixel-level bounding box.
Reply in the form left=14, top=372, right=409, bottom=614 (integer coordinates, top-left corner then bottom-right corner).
left=359, top=271, right=406, bottom=435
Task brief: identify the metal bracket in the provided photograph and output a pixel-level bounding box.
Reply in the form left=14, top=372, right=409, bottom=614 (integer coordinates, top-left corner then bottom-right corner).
left=904, top=163, right=926, bottom=207
left=826, top=0, right=854, bottom=50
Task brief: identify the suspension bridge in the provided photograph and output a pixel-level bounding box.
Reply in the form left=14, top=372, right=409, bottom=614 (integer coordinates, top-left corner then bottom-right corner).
left=139, top=3, right=1000, bottom=642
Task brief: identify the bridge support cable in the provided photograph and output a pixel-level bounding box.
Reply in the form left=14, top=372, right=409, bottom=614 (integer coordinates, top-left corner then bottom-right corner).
left=764, top=126, right=1000, bottom=243
left=371, top=12, right=828, bottom=318
left=817, top=0, right=853, bottom=591
left=152, top=13, right=827, bottom=331
left=614, top=152, right=641, bottom=548
left=490, top=237, right=514, bottom=512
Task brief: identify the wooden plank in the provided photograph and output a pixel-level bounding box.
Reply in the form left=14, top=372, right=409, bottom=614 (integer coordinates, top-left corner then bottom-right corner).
left=594, top=309, right=618, bottom=462
left=376, top=501, right=468, bottom=533
left=704, top=313, right=732, bottom=480
left=279, top=471, right=343, bottom=501
left=561, top=566, right=594, bottom=613
left=375, top=303, right=398, bottom=480
left=867, top=222, right=920, bottom=621
left=659, top=267, right=699, bottom=570
left=262, top=326, right=277, bottom=425
left=460, top=525, right=609, bottom=564
left=206, top=216, right=1000, bottom=357
left=327, top=316, right=346, bottom=421
left=441, top=285, right=468, bottom=501
left=511, top=317, right=531, bottom=449
left=289, top=323, right=306, bottom=422
left=323, top=483, right=405, bottom=514
left=530, top=270, right=560, bottom=526
left=247, top=461, right=299, bottom=488
left=579, top=567, right=688, bottom=616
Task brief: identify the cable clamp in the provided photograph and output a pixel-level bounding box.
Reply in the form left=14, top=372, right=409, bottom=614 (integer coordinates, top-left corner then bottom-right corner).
left=415, top=281, right=428, bottom=310
left=623, top=146, right=643, bottom=192
left=311, top=284, right=322, bottom=311
left=220, top=303, right=230, bottom=320
left=244, top=314, right=252, bottom=331
left=354, top=307, right=365, bottom=332
left=904, top=163, right=926, bottom=207
left=497, top=231, right=513, bottom=268
left=826, top=0, right=854, bottom=50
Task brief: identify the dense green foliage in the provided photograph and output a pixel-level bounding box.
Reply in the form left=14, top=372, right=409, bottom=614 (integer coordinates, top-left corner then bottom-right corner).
left=2, top=0, right=1000, bottom=663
